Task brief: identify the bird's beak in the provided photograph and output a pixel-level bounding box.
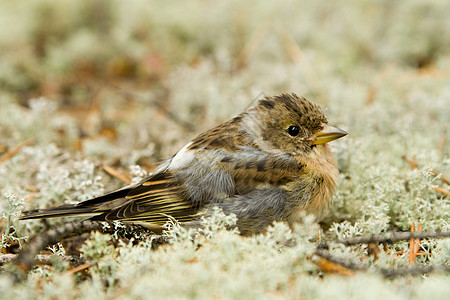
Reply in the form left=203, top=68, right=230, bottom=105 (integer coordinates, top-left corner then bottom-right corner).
left=312, top=124, right=347, bottom=145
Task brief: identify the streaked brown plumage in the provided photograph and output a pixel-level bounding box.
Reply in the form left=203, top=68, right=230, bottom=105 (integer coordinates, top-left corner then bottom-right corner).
left=21, top=93, right=347, bottom=235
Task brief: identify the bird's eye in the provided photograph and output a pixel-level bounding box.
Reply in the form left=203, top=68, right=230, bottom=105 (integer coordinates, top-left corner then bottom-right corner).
left=287, top=125, right=300, bottom=136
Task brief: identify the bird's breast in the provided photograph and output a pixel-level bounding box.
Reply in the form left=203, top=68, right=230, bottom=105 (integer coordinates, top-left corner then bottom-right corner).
left=288, top=145, right=338, bottom=223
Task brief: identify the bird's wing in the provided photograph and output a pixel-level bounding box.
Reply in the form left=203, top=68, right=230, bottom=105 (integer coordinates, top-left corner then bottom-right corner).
left=89, top=171, right=200, bottom=224
left=20, top=168, right=200, bottom=225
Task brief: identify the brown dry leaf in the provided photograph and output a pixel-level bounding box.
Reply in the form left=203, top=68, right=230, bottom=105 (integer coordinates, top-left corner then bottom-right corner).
left=315, top=257, right=355, bottom=277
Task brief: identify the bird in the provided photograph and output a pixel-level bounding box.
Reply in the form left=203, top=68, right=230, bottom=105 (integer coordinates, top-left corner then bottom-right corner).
left=20, top=93, right=347, bottom=235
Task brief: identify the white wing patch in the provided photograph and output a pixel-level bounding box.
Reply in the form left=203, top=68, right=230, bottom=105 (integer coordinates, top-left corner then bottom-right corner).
left=167, top=142, right=195, bottom=171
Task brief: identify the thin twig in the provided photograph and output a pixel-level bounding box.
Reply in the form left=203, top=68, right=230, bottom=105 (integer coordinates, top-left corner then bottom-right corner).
left=402, top=154, right=418, bottom=170
left=433, top=186, right=450, bottom=196
left=316, top=249, right=450, bottom=278
left=409, top=222, right=415, bottom=266
left=0, top=139, right=35, bottom=164
left=12, top=221, right=105, bottom=277
left=66, top=262, right=96, bottom=275
left=318, top=231, right=450, bottom=249
left=414, top=223, right=422, bottom=261
left=381, top=265, right=450, bottom=278
left=437, top=173, right=450, bottom=186
left=0, top=254, right=16, bottom=265
left=1, top=254, right=77, bottom=266
left=103, top=165, right=132, bottom=184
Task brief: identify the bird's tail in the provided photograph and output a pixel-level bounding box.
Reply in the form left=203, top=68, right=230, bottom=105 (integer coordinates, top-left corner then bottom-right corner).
left=19, top=187, right=131, bottom=220
left=19, top=204, right=98, bottom=220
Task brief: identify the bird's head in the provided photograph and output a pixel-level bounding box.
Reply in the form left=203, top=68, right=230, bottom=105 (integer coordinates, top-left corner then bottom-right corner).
left=244, top=93, right=347, bottom=157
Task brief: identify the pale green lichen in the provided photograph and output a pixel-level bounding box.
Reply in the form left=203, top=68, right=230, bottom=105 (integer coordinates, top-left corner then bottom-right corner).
left=0, top=0, right=449, bottom=299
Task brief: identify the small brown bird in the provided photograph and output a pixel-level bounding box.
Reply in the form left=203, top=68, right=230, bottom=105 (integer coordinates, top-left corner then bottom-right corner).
left=21, top=93, right=347, bottom=235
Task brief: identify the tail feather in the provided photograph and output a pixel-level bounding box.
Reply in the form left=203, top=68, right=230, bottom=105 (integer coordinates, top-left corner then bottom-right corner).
left=19, top=204, right=98, bottom=220
left=20, top=187, right=133, bottom=220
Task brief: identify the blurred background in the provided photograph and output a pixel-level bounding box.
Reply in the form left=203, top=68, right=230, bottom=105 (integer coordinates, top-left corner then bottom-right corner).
left=1, top=0, right=448, bottom=162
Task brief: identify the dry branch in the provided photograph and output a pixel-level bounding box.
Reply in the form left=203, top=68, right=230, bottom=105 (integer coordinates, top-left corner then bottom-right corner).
left=381, top=265, right=450, bottom=278
left=8, top=220, right=154, bottom=282
left=1, top=253, right=77, bottom=266
left=318, top=231, right=450, bottom=249
left=5, top=224, right=449, bottom=283
left=316, top=249, right=450, bottom=278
